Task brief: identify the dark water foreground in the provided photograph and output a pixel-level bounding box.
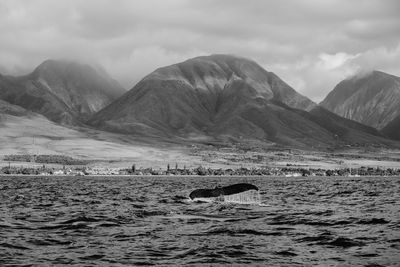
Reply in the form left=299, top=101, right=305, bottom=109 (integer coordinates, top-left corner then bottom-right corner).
left=0, top=176, right=399, bottom=266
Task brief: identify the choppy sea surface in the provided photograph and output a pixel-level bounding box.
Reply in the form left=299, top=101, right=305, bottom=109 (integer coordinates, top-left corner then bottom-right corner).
left=0, top=175, right=399, bottom=266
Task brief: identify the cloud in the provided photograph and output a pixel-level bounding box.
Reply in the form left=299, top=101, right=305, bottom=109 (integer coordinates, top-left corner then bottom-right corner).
left=102, top=45, right=205, bottom=89
left=317, top=53, right=359, bottom=70
left=351, top=44, right=400, bottom=74
left=0, top=0, right=399, bottom=99
left=268, top=43, right=400, bottom=102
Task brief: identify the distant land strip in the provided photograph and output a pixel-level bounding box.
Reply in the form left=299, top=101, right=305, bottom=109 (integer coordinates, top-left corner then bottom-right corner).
left=1, top=165, right=399, bottom=177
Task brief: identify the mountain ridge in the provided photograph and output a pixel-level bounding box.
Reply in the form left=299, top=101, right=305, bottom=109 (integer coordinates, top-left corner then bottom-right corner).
left=1, top=55, right=397, bottom=150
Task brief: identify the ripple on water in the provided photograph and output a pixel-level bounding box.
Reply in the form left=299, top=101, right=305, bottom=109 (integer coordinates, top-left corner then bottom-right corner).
left=0, top=175, right=399, bottom=266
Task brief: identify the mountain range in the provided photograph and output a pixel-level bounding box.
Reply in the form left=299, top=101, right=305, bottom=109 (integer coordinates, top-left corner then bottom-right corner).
left=0, top=55, right=398, bottom=150
left=89, top=54, right=391, bottom=148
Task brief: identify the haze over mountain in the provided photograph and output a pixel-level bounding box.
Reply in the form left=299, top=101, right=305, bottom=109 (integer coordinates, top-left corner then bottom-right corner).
left=0, top=60, right=126, bottom=124
left=90, top=54, right=390, bottom=148
left=320, top=71, right=400, bottom=130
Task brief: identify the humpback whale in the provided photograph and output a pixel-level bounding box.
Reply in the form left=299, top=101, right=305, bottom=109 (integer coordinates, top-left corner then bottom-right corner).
left=189, top=183, right=260, bottom=204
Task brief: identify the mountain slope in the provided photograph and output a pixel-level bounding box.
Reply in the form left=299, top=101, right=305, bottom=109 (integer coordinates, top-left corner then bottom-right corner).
left=320, top=71, right=400, bottom=129
left=0, top=60, right=125, bottom=124
left=304, top=106, right=385, bottom=144
left=382, top=115, right=400, bottom=140
left=0, top=99, right=29, bottom=117
left=90, top=54, right=392, bottom=148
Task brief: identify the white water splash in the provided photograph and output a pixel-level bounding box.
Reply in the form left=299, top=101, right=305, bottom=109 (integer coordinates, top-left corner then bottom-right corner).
left=188, top=190, right=262, bottom=205
left=223, top=190, right=261, bottom=205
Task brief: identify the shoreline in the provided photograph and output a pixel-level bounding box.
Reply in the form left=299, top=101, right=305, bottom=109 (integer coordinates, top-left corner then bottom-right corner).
left=1, top=174, right=399, bottom=178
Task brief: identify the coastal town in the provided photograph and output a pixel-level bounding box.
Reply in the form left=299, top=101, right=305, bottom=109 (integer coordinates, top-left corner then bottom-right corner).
left=1, top=164, right=400, bottom=177
left=1, top=154, right=399, bottom=177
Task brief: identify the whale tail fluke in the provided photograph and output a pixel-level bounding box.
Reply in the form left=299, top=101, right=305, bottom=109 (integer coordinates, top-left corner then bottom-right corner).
left=189, top=183, right=261, bottom=205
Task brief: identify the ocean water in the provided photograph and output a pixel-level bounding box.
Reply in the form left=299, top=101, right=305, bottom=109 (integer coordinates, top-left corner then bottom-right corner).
left=0, top=175, right=399, bottom=266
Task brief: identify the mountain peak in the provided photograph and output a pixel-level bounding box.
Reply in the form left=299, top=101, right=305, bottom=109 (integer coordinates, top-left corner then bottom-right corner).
left=34, top=59, right=78, bottom=71
left=345, top=70, right=400, bottom=85
left=33, top=59, right=108, bottom=80
left=146, top=54, right=273, bottom=99
left=142, top=54, right=315, bottom=110
left=187, top=53, right=258, bottom=64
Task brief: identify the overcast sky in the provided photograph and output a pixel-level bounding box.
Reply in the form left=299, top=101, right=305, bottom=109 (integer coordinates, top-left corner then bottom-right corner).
left=1, top=0, right=399, bottom=102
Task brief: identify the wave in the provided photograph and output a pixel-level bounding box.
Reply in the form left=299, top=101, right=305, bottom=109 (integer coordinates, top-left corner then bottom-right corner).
left=0, top=242, right=30, bottom=250
left=191, top=227, right=282, bottom=237
left=299, top=234, right=366, bottom=248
